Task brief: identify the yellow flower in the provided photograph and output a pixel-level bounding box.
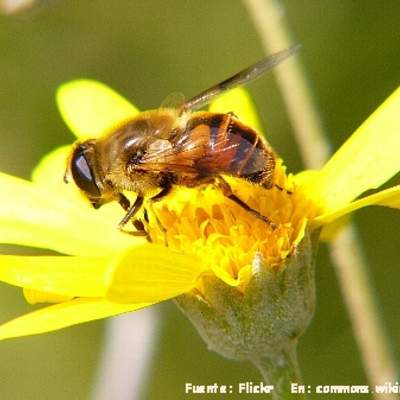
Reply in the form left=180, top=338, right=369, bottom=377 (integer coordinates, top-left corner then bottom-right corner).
left=0, top=79, right=399, bottom=341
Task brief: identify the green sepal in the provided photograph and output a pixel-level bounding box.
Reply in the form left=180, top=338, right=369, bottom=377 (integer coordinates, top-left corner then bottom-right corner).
left=175, top=229, right=319, bottom=398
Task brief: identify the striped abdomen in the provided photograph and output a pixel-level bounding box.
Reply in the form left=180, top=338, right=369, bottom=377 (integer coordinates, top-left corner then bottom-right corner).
left=183, top=112, right=275, bottom=185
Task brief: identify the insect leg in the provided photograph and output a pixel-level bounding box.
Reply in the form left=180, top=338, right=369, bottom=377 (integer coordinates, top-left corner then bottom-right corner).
left=262, top=182, right=293, bottom=195
left=273, top=184, right=293, bottom=195
left=132, top=219, right=145, bottom=231
left=215, top=177, right=277, bottom=229
left=150, top=183, right=173, bottom=202
left=118, top=193, right=150, bottom=238
left=118, top=193, right=131, bottom=211
left=227, top=111, right=238, bottom=119
left=118, top=195, right=144, bottom=228
left=146, top=184, right=173, bottom=245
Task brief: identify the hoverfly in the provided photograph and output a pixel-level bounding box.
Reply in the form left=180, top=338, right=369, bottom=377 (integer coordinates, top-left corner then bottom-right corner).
left=66, top=45, right=299, bottom=233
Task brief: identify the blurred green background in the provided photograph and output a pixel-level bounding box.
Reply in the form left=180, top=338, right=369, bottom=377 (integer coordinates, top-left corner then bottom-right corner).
left=0, top=1, right=399, bottom=399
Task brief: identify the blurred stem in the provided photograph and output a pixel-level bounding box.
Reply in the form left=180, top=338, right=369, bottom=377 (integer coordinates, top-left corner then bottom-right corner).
left=331, top=226, right=398, bottom=391
left=252, top=345, right=307, bottom=399
left=91, top=308, right=159, bottom=400
left=242, top=0, right=329, bottom=169
left=243, top=0, right=398, bottom=396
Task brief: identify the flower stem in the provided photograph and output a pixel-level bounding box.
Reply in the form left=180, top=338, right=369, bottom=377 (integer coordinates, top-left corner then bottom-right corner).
left=331, top=226, right=398, bottom=393
left=252, top=345, right=307, bottom=399
left=91, top=309, right=159, bottom=400
left=242, top=0, right=330, bottom=169
left=243, top=0, right=399, bottom=396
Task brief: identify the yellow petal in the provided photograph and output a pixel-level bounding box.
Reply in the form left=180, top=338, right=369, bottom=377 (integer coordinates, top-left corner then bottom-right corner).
left=211, top=264, right=239, bottom=287
left=107, top=243, right=206, bottom=303
left=0, top=298, right=149, bottom=340
left=31, top=145, right=92, bottom=216
left=0, top=255, right=111, bottom=298
left=23, top=288, right=73, bottom=305
left=293, top=169, right=321, bottom=189
left=319, top=216, right=350, bottom=241
left=209, top=87, right=263, bottom=133
left=56, top=79, right=139, bottom=139
left=308, top=86, right=400, bottom=211
left=315, top=185, right=400, bottom=226
left=31, top=145, right=71, bottom=189
left=0, top=172, right=137, bottom=255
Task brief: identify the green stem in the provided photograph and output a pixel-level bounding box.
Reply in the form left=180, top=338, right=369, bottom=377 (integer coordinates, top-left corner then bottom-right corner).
left=330, top=226, right=399, bottom=392
left=242, top=0, right=330, bottom=169
left=252, top=345, right=307, bottom=400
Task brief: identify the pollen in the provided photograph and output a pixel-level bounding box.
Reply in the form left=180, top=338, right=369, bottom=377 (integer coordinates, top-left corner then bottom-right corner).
left=148, top=160, right=320, bottom=289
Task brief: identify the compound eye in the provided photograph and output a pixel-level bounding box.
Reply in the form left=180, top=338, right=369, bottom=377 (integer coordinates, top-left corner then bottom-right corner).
left=70, top=146, right=101, bottom=198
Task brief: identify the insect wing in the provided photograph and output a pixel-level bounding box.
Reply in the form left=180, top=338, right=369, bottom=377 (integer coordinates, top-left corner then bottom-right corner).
left=137, top=117, right=266, bottom=177
left=137, top=127, right=209, bottom=174
left=183, top=45, right=300, bottom=111
left=160, top=91, right=186, bottom=110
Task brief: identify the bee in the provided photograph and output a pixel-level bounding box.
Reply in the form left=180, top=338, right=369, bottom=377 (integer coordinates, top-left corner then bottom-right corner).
left=66, top=46, right=299, bottom=233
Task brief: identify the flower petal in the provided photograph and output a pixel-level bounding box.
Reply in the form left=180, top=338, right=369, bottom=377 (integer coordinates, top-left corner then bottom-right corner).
left=293, top=169, right=321, bottom=190
left=56, top=79, right=139, bottom=139
left=0, top=172, right=138, bottom=255
left=211, top=265, right=240, bottom=287
left=307, top=86, right=400, bottom=212
left=209, top=87, right=263, bottom=133
left=0, top=298, right=149, bottom=340
left=0, top=255, right=112, bottom=298
left=23, top=288, right=73, bottom=305
left=31, top=145, right=71, bottom=189
left=107, top=244, right=207, bottom=303
left=314, top=185, right=400, bottom=226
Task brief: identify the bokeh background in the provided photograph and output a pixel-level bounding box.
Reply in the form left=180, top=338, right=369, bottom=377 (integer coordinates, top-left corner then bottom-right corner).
left=0, top=1, right=399, bottom=399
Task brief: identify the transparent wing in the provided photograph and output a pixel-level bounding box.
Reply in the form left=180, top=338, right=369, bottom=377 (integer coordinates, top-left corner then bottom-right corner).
left=136, top=125, right=239, bottom=174
left=136, top=121, right=266, bottom=177
left=160, top=91, right=186, bottom=109
left=183, top=45, right=300, bottom=111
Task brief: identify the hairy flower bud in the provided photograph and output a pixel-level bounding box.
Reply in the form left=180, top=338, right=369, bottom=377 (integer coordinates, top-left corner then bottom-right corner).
left=175, top=230, right=318, bottom=362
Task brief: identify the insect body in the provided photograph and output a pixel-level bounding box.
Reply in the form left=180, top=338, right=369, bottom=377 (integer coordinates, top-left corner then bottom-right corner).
left=66, top=46, right=299, bottom=231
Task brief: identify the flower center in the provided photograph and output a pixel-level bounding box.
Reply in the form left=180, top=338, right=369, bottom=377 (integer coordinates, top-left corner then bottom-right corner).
left=147, top=160, right=319, bottom=287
